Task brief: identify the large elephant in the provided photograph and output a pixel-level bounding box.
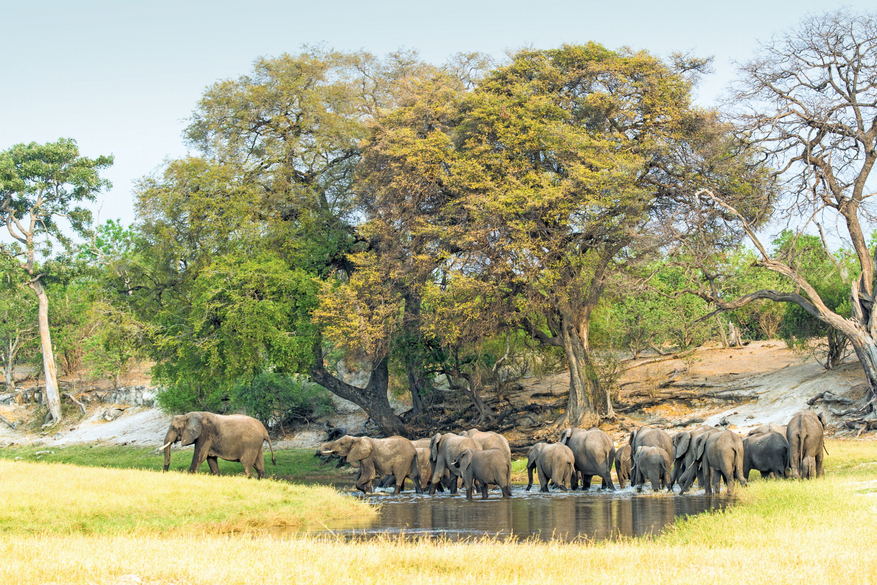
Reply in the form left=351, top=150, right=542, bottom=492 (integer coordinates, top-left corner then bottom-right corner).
left=319, top=435, right=421, bottom=495
left=679, top=429, right=747, bottom=496
left=560, top=428, right=615, bottom=491
left=615, top=444, right=632, bottom=489
left=525, top=442, right=574, bottom=492
left=161, top=412, right=276, bottom=479
left=786, top=410, right=826, bottom=479
left=454, top=448, right=512, bottom=500
left=630, top=426, right=673, bottom=458
left=428, top=432, right=482, bottom=495
left=742, top=431, right=790, bottom=480
left=631, top=445, right=672, bottom=492
left=670, top=425, right=717, bottom=491
left=460, top=429, right=512, bottom=458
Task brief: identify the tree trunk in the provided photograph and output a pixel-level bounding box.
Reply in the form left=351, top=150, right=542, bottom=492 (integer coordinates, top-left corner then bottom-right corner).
left=309, top=340, right=407, bottom=437
left=560, top=321, right=597, bottom=426
left=405, top=360, right=428, bottom=417
left=28, top=280, right=61, bottom=423
left=846, top=331, right=877, bottom=407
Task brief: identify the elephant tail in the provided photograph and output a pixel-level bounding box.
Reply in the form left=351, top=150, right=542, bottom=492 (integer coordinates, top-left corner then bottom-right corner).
left=265, top=431, right=276, bottom=466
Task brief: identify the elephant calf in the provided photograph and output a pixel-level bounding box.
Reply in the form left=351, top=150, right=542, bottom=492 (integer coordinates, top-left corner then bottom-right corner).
left=526, top=442, right=574, bottom=492
left=743, top=431, right=790, bottom=480
left=631, top=446, right=672, bottom=492
left=454, top=448, right=512, bottom=500
left=615, top=444, right=632, bottom=489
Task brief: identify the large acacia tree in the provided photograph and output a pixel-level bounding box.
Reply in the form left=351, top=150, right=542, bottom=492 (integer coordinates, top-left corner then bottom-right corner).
left=684, top=10, right=877, bottom=408
left=359, top=44, right=753, bottom=425
left=0, top=139, right=112, bottom=422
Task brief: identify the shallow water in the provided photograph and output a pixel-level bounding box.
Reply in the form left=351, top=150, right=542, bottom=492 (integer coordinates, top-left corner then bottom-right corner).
left=283, top=482, right=732, bottom=542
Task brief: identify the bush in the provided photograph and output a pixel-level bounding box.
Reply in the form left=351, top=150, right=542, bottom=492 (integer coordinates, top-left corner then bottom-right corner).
left=230, top=373, right=334, bottom=430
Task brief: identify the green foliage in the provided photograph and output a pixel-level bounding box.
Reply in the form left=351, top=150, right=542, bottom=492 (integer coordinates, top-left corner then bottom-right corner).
left=230, top=372, right=334, bottom=429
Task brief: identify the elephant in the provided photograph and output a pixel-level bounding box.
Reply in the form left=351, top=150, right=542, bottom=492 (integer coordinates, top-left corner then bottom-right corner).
left=670, top=425, right=718, bottom=491
left=161, top=412, right=276, bottom=479
left=630, top=426, right=673, bottom=458
left=742, top=431, right=790, bottom=480
left=747, top=423, right=786, bottom=437
left=319, top=435, right=421, bottom=495
left=525, top=442, right=575, bottom=492
left=786, top=410, right=826, bottom=479
left=615, top=444, right=632, bottom=489
left=428, top=432, right=482, bottom=495
left=460, top=429, right=512, bottom=458
left=559, top=428, right=615, bottom=491
left=453, top=448, right=512, bottom=500
left=631, top=445, right=672, bottom=492
left=679, top=429, right=747, bottom=496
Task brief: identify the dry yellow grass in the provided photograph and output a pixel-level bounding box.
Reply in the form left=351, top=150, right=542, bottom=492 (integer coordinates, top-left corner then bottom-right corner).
left=2, top=439, right=877, bottom=583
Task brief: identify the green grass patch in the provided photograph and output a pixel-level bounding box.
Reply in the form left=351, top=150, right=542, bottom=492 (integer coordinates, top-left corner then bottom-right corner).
left=0, top=443, right=352, bottom=480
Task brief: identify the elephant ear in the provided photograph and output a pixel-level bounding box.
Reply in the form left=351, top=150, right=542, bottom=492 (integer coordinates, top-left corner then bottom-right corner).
left=694, top=434, right=707, bottom=461
left=347, top=438, right=373, bottom=464
left=181, top=413, right=203, bottom=445
left=457, top=448, right=473, bottom=469
left=560, top=429, right=572, bottom=445
left=817, top=412, right=825, bottom=428
left=674, top=432, right=690, bottom=459
left=629, top=429, right=637, bottom=448
left=430, top=433, right=442, bottom=461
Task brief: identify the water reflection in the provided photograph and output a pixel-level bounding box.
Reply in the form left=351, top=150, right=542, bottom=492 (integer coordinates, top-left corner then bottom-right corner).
left=285, top=483, right=731, bottom=542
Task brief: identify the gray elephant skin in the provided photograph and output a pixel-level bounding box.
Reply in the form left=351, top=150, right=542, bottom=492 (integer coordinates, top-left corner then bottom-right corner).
left=786, top=411, right=826, bottom=479
left=630, top=426, right=673, bottom=458
left=320, top=435, right=421, bottom=494
left=560, top=428, right=615, bottom=490
left=461, top=429, right=512, bottom=458
left=671, top=425, right=718, bottom=491
left=615, top=443, right=632, bottom=489
left=742, top=431, right=790, bottom=480
left=747, top=423, right=786, bottom=437
left=525, top=442, right=575, bottom=492
left=631, top=445, right=672, bottom=492
left=454, top=448, right=512, bottom=500
left=162, top=411, right=276, bottom=479
left=429, top=433, right=482, bottom=495
left=679, top=429, right=747, bottom=496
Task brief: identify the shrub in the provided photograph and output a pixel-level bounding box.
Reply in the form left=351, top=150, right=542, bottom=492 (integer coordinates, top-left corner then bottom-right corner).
left=230, top=373, right=334, bottom=430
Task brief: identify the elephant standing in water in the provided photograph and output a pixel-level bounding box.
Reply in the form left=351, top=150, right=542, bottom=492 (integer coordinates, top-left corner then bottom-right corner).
left=560, top=428, right=615, bottom=491
left=525, top=442, right=575, bottom=492
left=454, top=448, right=512, bottom=500
left=786, top=411, right=826, bottom=479
left=161, top=412, right=276, bottom=479
left=319, top=435, right=421, bottom=495
left=679, top=429, right=747, bottom=496
left=631, top=445, right=672, bottom=492
left=615, top=444, right=632, bottom=489
left=428, top=433, right=482, bottom=495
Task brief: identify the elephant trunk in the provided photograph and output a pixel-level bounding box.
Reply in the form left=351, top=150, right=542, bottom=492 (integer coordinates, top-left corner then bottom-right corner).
left=162, top=431, right=178, bottom=471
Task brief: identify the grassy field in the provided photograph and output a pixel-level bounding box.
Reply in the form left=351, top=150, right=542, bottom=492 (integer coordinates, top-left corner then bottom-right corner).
left=2, top=439, right=877, bottom=583
left=0, top=443, right=350, bottom=479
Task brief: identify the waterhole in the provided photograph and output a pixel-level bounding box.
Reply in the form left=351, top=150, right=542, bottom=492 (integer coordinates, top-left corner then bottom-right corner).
left=283, top=482, right=732, bottom=542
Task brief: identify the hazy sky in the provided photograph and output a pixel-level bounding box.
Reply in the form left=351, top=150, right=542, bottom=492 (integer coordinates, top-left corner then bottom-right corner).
left=1, top=0, right=870, bottom=227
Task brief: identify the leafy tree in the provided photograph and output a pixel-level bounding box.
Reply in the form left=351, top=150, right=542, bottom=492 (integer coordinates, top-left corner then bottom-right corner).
left=0, top=139, right=112, bottom=422
left=0, top=266, right=38, bottom=390
left=230, top=372, right=334, bottom=431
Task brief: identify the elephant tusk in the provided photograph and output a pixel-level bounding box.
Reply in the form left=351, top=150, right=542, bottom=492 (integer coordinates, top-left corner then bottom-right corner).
left=160, top=441, right=173, bottom=451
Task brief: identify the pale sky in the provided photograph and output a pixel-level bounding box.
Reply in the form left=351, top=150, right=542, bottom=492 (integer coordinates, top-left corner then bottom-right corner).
left=1, top=0, right=870, bottom=227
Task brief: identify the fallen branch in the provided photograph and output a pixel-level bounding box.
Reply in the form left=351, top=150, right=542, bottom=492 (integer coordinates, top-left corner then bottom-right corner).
left=64, top=392, right=87, bottom=415
left=0, top=413, right=15, bottom=430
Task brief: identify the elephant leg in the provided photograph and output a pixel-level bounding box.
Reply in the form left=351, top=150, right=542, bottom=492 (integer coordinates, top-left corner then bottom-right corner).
left=538, top=467, right=549, bottom=493
left=601, top=468, right=615, bottom=491
left=581, top=474, right=593, bottom=491
left=502, top=485, right=512, bottom=498
left=188, top=443, right=210, bottom=474
left=816, top=449, right=825, bottom=478
left=254, top=452, right=266, bottom=480
left=480, top=481, right=489, bottom=499
left=206, top=456, right=220, bottom=475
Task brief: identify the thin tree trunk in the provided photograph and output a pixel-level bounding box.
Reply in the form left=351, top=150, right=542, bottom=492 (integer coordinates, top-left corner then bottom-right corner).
left=28, top=280, right=60, bottom=423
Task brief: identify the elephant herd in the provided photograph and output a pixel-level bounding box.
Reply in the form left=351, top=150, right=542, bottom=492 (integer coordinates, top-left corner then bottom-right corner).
left=160, top=409, right=827, bottom=500
left=317, top=410, right=828, bottom=499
